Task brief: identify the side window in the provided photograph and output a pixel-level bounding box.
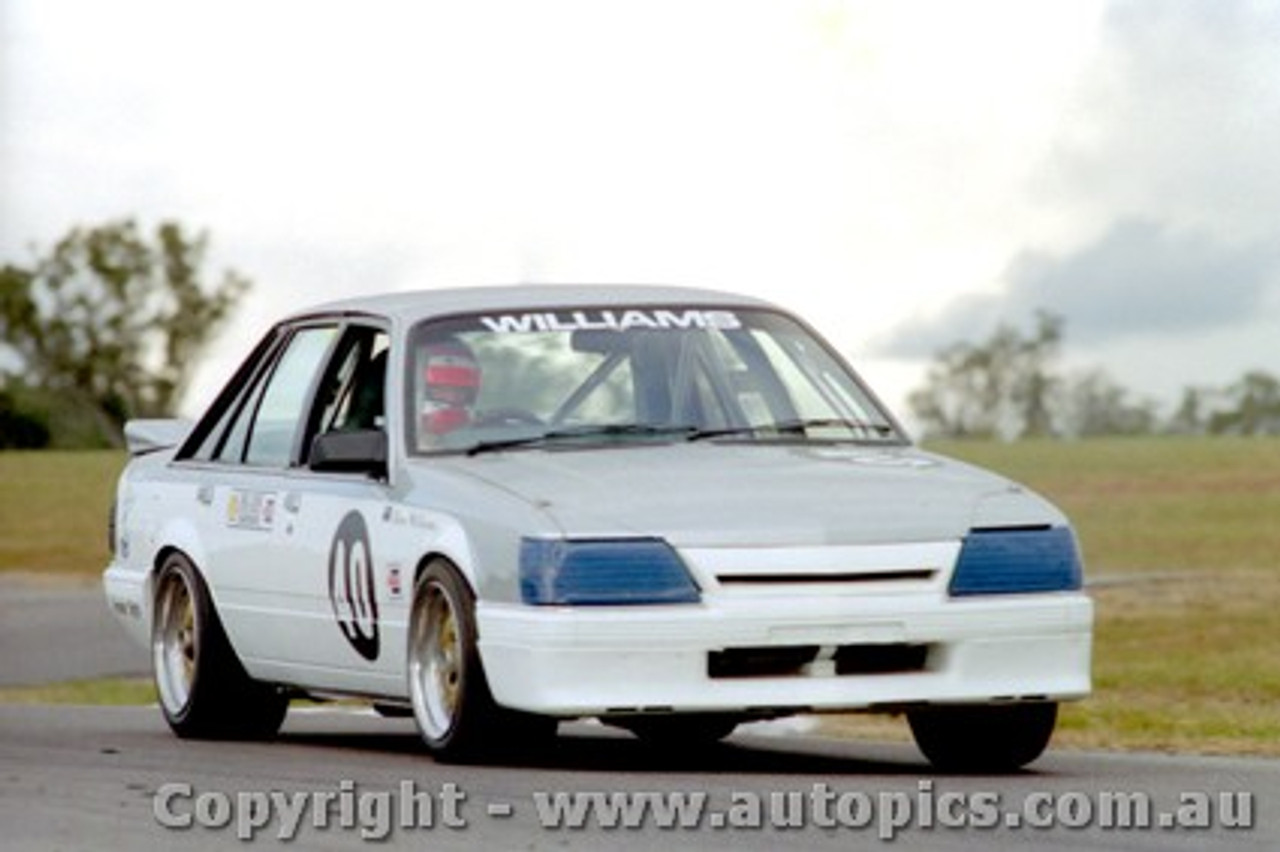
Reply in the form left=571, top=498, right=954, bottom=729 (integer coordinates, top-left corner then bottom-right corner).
left=315, top=328, right=390, bottom=435
left=216, top=363, right=272, bottom=464
left=185, top=331, right=285, bottom=462
left=236, top=326, right=338, bottom=467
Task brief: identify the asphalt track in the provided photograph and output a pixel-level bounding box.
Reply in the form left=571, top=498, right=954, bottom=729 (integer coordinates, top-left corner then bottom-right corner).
left=0, top=704, right=1275, bottom=851
left=0, top=573, right=148, bottom=686
left=1, top=574, right=1276, bottom=849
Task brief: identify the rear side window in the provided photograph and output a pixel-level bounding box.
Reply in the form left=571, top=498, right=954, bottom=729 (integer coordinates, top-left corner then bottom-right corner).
left=242, top=327, right=339, bottom=466
left=187, top=325, right=339, bottom=467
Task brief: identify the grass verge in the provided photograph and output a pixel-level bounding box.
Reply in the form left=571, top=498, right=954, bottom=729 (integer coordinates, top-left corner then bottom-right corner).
left=0, top=450, right=124, bottom=574
left=0, top=677, right=155, bottom=706
left=820, top=437, right=1280, bottom=757
left=3, top=439, right=1279, bottom=757
left=820, top=569, right=1280, bottom=758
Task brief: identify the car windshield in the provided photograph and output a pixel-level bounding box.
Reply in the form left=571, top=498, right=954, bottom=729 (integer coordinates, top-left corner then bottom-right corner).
left=405, top=305, right=904, bottom=455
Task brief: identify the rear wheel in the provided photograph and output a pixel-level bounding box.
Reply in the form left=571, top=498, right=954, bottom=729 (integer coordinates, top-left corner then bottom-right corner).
left=407, top=560, right=555, bottom=761
left=907, top=702, right=1058, bottom=773
left=152, top=553, right=288, bottom=739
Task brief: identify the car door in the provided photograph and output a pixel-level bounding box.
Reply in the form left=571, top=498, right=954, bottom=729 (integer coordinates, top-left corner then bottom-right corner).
left=183, top=320, right=410, bottom=696
left=182, top=321, right=343, bottom=680
left=264, top=323, right=415, bottom=696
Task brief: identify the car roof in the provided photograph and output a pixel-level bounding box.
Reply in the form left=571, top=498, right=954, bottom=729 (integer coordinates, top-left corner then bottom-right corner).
left=287, top=284, right=777, bottom=325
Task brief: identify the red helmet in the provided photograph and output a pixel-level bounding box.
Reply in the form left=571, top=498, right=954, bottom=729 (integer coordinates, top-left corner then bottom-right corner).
left=420, top=339, right=480, bottom=435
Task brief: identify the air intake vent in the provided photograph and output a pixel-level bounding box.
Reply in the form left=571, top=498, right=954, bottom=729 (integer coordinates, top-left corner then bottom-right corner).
left=717, top=569, right=936, bottom=586
left=708, top=643, right=932, bottom=679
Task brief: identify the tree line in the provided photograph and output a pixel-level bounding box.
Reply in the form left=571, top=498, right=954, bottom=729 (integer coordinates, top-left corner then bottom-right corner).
left=0, top=219, right=249, bottom=449
left=2, top=220, right=1274, bottom=448
left=908, top=311, right=1280, bottom=439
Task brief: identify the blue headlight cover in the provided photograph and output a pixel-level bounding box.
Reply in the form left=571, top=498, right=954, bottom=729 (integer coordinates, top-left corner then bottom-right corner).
left=520, top=537, right=701, bottom=606
left=949, top=526, right=1083, bottom=597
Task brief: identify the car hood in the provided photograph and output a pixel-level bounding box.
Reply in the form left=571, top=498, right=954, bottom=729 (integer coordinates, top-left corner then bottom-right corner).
left=441, top=443, right=1065, bottom=547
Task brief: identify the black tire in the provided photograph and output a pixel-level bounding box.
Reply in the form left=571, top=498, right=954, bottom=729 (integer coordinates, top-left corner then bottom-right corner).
left=907, top=702, right=1058, bottom=773
left=407, top=560, right=555, bottom=762
left=151, top=552, right=288, bottom=740
left=609, top=713, right=743, bottom=746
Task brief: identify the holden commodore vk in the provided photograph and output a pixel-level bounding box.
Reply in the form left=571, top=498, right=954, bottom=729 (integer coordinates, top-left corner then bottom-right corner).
left=104, top=284, right=1092, bottom=770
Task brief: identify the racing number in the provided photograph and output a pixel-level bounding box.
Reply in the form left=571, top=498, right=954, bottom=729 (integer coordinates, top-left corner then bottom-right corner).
left=328, top=511, right=380, bottom=661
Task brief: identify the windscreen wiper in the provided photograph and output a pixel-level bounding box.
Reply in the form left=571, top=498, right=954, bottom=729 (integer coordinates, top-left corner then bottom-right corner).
left=685, top=418, right=897, bottom=442
left=466, top=423, right=696, bottom=456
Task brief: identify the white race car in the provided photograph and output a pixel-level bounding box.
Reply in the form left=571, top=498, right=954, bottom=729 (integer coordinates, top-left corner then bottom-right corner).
left=105, top=285, right=1091, bottom=770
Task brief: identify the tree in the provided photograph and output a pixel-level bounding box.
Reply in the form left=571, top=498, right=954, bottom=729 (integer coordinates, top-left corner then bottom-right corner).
left=906, top=309, right=1280, bottom=441
left=1166, top=386, right=1208, bottom=435
left=0, top=387, right=51, bottom=449
left=908, top=311, right=1063, bottom=440
left=1206, top=370, right=1280, bottom=435
left=1, top=220, right=251, bottom=418
left=1058, top=368, right=1157, bottom=438
left=0, top=219, right=250, bottom=446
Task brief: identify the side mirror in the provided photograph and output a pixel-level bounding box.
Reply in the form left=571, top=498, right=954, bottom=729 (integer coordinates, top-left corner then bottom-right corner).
left=309, top=429, right=388, bottom=478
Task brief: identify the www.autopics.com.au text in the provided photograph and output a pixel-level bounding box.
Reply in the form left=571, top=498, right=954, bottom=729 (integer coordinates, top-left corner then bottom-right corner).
left=152, top=779, right=1255, bottom=841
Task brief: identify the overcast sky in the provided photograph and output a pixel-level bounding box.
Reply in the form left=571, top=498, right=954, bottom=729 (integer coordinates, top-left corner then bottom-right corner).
left=3, top=1, right=1277, bottom=421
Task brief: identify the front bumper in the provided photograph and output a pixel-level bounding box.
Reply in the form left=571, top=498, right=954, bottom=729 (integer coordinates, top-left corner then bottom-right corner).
left=477, top=592, right=1093, bottom=716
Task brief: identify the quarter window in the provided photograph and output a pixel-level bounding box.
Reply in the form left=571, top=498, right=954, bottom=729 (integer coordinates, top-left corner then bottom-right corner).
left=241, top=326, right=338, bottom=466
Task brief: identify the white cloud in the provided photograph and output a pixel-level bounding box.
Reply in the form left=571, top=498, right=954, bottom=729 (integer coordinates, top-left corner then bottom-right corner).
left=22, top=1, right=1229, bottom=420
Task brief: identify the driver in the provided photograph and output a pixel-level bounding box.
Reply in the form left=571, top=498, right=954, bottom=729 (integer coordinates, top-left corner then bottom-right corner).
left=419, top=337, right=481, bottom=438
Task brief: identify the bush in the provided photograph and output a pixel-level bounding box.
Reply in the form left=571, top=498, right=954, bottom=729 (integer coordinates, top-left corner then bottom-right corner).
left=0, top=390, right=51, bottom=449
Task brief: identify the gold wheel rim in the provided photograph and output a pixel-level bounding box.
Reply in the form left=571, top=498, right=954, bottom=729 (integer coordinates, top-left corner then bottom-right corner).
left=411, top=580, right=466, bottom=740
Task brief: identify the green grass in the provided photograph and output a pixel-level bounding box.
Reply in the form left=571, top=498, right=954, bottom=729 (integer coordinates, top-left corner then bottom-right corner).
left=1055, top=569, right=1280, bottom=756
left=0, top=676, right=155, bottom=705
left=927, top=436, right=1280, bottom=575
left=0, top=450, right=124, bottom=574
left=837, top=437, right=1280, bottom=757
left=923, top=438, right=1280, bottom=756
left=823, top=566, right=1280, bottom=757
left=4, top=440, right=1279, bottom=756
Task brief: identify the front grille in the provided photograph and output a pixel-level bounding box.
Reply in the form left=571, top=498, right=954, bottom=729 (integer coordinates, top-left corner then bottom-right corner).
left=716, top=569, right=936, bottom=586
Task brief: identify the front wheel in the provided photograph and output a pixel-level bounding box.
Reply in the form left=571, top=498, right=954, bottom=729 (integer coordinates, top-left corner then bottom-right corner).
left=152, top=552, right=288, bottom=739
left=907, top=702, right=1058, bottom=773
left=407, top=560, right=554, bottom=761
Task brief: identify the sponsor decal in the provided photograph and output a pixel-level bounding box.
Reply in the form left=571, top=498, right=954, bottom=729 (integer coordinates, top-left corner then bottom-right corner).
left=110, top=598, right=141, bottom=619
left=226, top=490, right=277, bottom=531
left=409, top=512, right=437, bottom=532
left=387, top=564, right=403, bottom=599
left=810, top=448, right=939, bottom=468
left=478, top=308, right=742, bottom=334
left=328, top=511, right=380, bottom=661
left=383, top=505, right=439, bottom=534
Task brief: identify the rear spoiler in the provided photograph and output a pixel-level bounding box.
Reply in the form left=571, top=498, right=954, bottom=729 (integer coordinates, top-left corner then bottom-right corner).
left=123, top=419, right=193, bottom=456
